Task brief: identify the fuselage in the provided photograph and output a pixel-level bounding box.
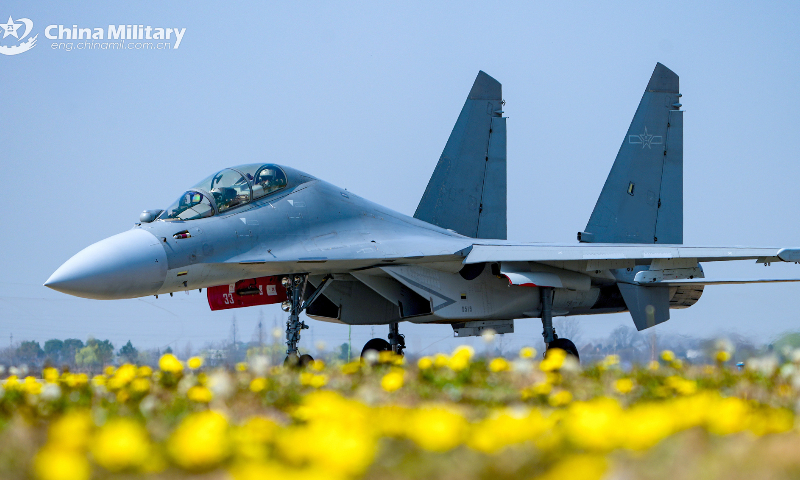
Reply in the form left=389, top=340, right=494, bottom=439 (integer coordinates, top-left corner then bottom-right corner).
left=46, top=164, right=699, bottom=327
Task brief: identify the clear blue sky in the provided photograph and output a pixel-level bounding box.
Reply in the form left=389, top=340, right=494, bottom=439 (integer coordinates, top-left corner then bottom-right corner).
left=2, top=1, right=799, bottom=355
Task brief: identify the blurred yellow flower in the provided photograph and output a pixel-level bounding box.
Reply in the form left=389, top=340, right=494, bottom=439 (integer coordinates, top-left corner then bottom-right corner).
left=137, top=365, right=153, bottom=377
left=250, top=377, right=267, bottom=393
left=519, top=346, right=537, bottom=358
left=615, top=378, right=634, bottom=394
left=104, top=366, right=116, bottom=376
left=417, top=356, right=433, bottom=370
left=43, top=368, right=59, bottom=383
left=310, top=359, right=325, bottom=371
left=23, top=376, right=42, bottom=395
left=188, top=356, right=203, bottom=369
left=159, top=353, right=183, bottom=373
left=549, top=390, right=573, bottom=407
left=381, top=370, right=404, bottom=392
left=716, top=350, right=731, bottom=363
left=236, top=362, right=248, bottom=372
left=33, top=446, right=91, bottom=480
left=168, top=410, right=230, bottom=470
left=433, top=353, right=449, bottom=368
left=541, top=348, right=567, bottom=372
left=341, top=361, right=361, bottom=375
left=90, top=418, right=151, bottom=472
left=48, top=410, right=93, bottom=451
left=405, top=406, right=467, bottom=452
left=187, top=385, right=213, bottom=403
left=130, top=378, right=151, bottom=394
left=647, top=360, right=660, bottom=370
left=300, top=372, right=328, bottom=388
left=489, top=357, right=511, bottom=372
left=661, top=350, right=675, bottom=362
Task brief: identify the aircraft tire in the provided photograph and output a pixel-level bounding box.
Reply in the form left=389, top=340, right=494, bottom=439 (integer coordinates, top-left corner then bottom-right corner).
left=547, top=338, right=580, bottom=361
left=299, top=354, right=314, bottom=367
left=361, top=338, right=391, bottom=357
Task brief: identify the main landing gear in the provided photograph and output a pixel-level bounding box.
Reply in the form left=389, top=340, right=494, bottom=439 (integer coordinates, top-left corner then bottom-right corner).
left=361, top=322, right=406, bottom=357
left=281, top=274, right=334, bottom=367
left=540, top=287, right=580, bottom=361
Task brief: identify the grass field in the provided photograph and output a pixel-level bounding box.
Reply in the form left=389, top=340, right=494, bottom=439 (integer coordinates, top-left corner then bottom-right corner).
left=2, top=346, right=800, bottom=480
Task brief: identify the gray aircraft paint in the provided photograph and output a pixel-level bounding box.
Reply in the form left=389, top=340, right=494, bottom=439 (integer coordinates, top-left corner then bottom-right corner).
left=45, top=65, right=800, bottom=338
left=414, top=71, right=507, bottom=240
left=582, top=63, right=683, bottom=245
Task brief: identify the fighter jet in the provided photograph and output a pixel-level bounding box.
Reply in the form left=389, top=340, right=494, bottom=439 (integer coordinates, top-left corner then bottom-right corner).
left=45, top=64, right=800, bottom=362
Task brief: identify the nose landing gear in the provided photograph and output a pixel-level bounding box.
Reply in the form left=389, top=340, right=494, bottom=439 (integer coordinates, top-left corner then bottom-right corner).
left=281, top=274, right=334, bottom=367
left=540, top=287, right=580, bottom=361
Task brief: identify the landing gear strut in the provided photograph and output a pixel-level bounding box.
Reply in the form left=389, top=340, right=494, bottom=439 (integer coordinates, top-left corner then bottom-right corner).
left=361, top=322, right=405, bottom=357
left=540, top=287, right=580, bottom=361
left=280, top=274, right=335, bottom=366
left=282, top=275, right=309, bottom=365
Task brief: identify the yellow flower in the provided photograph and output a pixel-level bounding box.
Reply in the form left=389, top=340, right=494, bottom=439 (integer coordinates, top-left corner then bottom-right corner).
left=43, top=368, right=59, bottom=383
left=433, top=353, right=449, bottom=368
left=23, top=376, right=42, bottom=395
left=519, top=346, right=537, bottom=358
left=417, top=356, right=433, bottom=370
left=137, top=366, right=153, bottom=377
left=615, top=378, right=634, bottom=394
left=540, top=348, right=567, bottom=372
left=716, top=350, right=731, bottom=363
left=661, top=350, right=675, bottom=362
left=250, top=377, right=267, bottom=393
left=647, top=360, right=660, bottom=370
left=341, top=361, right=361, bottom=374
left=33, top=446, right=91, bottom=480
left=187, top=385, right=213, bottom=403
left=231, top=416, right=280, bottom=461
left=48, top=410, right=93, bottom=451
left=130, top=378, right=151, bottom=394
left=90, top=418, right=150, bottom=472
left=548, top=390, right=573, bottom=406
left=104, top=366, right=116, bottom=376
left=159, top=353, right=183, bottom=373
left=405, top=406, right=468, bottom=452
left=188, top=356, right=203, bottom=369
left=381, top=370, right=404, bottom=392
left=236, top=362, right=248, bottom=372
left=602, top=354, right=620, bottom=368
left=489, top=357, right=511, bottom=372
left=168, top=410, right=230, bottom=471
left=299, top=372, right=328, bottom=388
left=5, top=375, right=19, bottom=387
left=310, top=359, right=325, bottom=371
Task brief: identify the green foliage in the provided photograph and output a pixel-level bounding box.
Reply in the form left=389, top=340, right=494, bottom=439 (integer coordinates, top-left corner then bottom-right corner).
left=86, top=338, right=114, bottom=365
left=16, top=341, right=43, bottom=364
left=75, top=345, right=99, bottom=369
left=118, top=340, right=139, bottom=364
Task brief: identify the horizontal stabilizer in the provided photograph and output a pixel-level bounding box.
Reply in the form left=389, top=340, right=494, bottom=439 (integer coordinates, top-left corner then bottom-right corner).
left=618, top=283, right=670, bottom=330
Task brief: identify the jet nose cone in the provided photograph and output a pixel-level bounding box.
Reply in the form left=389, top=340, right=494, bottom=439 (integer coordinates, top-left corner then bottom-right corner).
left=45, top=229, right=168, bottom=299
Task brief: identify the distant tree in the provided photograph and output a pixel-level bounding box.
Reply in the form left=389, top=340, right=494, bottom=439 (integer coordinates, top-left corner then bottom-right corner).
left=86, top=339, right=114, bottom=366
left=338, top=342, right=350, bottom=362
left=17, top=341, right=44, bottom=365
left=118, top=341, right=139, bottom=364
left=62, top=339, right=85, bottom=369
left=164, top=346, right=173, bottom=355
left=555, top=318, right=584, bottom=346
left=44, top=339, right=64, bottom=364
left=75, top=345, right=99, bottom=371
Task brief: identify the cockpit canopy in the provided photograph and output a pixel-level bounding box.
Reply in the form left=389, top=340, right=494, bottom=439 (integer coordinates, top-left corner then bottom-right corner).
left=159, top=164, right=288, bottom=221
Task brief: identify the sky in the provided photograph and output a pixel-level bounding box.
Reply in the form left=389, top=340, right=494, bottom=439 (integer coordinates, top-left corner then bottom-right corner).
left=1, top=1, right=799, bottom=357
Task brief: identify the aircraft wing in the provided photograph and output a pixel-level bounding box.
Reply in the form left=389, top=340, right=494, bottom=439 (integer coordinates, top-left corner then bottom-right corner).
left=464, top=243, right=800, bottom=265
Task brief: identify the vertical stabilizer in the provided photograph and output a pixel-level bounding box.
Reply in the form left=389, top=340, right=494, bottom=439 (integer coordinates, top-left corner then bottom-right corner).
left=414, top=71, right=507, bottom=239
left=580, top=63, right=683, bottom=244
